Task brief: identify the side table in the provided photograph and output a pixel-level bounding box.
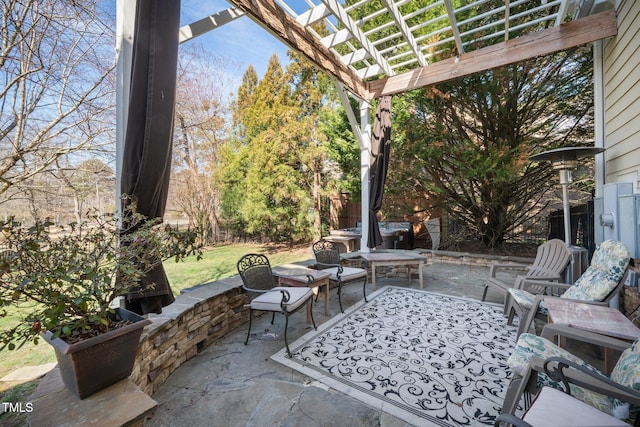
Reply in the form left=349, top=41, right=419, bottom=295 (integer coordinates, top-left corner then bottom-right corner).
left=545, top=298, right=640, bottom=373
left=357, top=251, right=426, bottom=290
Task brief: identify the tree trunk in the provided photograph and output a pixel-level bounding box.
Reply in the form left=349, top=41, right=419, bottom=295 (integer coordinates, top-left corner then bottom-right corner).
left=313, top=164, right=322, bottom=240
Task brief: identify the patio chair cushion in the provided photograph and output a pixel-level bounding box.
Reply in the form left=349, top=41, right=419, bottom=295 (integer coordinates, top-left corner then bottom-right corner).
left=562, top=240, right=630, bottom=301
left=508, top=289, right=549, bottom=316
left=508, top=240, right=630, bottom=323
left=520, top=386, right=629, bottom=427
left=508, top=333, right=592, bottom=377
left=609, top=339, right=640, bottom=419
left=323, top=266, right=367, bottom=282
left=507, top=333, right=613, bottom=416
left=249, top=287, right=313, bottom=312
left=522, top=387, right=629, bottom=427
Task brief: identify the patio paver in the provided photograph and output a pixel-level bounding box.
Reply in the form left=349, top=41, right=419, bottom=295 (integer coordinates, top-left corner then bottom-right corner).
left=144, top=263, right=477, bottom=426
left=143, top=261, right=606, bottom=427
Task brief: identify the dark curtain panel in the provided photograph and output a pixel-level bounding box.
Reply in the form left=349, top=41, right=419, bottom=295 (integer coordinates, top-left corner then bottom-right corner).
left=367, top=96, right=392, bottom=249
left=121, top=0, right=181, bottom=315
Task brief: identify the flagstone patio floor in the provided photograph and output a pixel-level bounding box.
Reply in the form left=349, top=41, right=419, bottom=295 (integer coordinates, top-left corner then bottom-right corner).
left=143, top=260, right=607, bottom=427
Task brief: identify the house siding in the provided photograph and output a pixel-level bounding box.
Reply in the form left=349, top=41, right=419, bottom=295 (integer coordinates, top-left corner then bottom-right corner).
left=604, top=0, right=640, bottom=189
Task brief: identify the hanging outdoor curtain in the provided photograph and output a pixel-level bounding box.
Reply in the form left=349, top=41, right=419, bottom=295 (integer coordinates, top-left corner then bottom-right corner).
left=367, top=95, right=392, bottom=249
left=121, top=0, right=181, bottom=315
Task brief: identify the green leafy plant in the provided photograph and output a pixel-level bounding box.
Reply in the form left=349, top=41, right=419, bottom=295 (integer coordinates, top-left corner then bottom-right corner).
left=0, top=205, right=202, bottom=350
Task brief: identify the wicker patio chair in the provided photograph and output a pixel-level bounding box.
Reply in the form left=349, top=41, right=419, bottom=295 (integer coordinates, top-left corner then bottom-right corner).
left=498, top=333, right=640, bottom=426
left=481, top=239, right=571, bottom=316
left=507, top=239, right=631, bottom=338
left=237, top=253, right=316, bottom=357
left=312, top=239, right=368, bottom=313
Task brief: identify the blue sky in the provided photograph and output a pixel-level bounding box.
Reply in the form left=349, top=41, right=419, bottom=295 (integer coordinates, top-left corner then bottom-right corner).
left=180, top=0, right=293, bottom=82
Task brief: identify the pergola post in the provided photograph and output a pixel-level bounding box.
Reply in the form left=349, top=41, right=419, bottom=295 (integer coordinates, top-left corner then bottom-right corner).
left=333, top=80, right=372, bottom=252
left=359, top=100, right=372, bottom=253
left=115, top=0, right=137, bottom=212
left=593, top=39, right=606, bottom=197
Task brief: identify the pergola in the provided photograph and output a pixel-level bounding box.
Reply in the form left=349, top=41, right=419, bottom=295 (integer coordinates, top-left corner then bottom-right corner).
left=115, top=0, right=617, bottom=263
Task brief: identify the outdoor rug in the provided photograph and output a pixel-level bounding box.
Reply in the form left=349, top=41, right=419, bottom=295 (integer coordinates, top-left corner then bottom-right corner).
left=272, top=286, right=518, bottom=426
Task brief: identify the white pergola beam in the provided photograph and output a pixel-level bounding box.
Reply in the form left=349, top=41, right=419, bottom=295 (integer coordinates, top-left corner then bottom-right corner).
left=556, top=0, right=572, bottom=26
left=341, top=49, right=370, bottom=66
left=322, top=28, right=353, bottom=48
left=504, top=0, right=510, bottom=41
left=382, top=0, right=427, bottom=66
left=229, top=0, right=371, bottom=99
left=333, top=79, right=365, bottom=149
left=443, top=0, right=465, bottom=55
left=179, top=7, right=246, bottom=43
left=296, top=3, right=330, bottom=27
left=319, top=0, right=395, bottom=76
left=359, top=100, right=371, bottom=252
left=369, top=9, right=618, bottom=98
left=357, top=64, right=384, bottom=79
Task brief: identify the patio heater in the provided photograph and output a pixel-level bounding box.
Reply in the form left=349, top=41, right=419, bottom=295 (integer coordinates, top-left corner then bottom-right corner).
left=529, top=146, right=605, bottom=282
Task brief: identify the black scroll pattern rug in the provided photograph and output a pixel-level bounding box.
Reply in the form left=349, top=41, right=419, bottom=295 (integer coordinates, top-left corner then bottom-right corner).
left=271, top=286, right=517, bottom=426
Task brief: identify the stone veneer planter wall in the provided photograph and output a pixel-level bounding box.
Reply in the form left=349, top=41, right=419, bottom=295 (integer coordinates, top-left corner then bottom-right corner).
left=129, top=275, right=249, bottom=395
left=342, top=249, right=534, bottom=282
left=129, top=250, right=534, bottom=395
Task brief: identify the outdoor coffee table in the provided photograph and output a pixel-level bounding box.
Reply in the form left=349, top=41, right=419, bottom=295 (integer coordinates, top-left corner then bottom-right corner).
left=272, top=265, right=331, bottom=322
left=545, top=298, right=640, bottom=372
left=357, top=251, right=426, bottom=290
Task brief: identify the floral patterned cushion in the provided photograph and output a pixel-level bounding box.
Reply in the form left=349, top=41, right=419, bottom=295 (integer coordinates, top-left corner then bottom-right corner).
left=610, top=339, right=640, bottom=419
left=562, top=240, right=630, bottom=301
left=507, top=289, right=548, bottom=315
left=507, top=333, right=613, bottom=415
left=508, top=288, right=536, bottom=311
left=510, top=241, right=631, bottom=316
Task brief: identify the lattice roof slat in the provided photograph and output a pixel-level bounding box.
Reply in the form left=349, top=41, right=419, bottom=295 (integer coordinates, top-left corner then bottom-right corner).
left=223, top=0, right=616, bottom=99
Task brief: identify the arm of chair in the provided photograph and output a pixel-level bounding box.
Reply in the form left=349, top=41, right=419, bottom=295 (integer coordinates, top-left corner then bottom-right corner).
left=243, top=285, right=292, bottom=310
left=271, top=271, right=316, bottom=287
left=494, top=413, right=534, bottom=427
left=541, top=323, right=633, bottom=353
left=536, top=356, right=640, bottom=406
left=271, top=287, right=294, bottom=310
left=498, top=355, right=640, bottom=427
left=539, top=294, right=612, bottom=308
left=518, top=278, right=572, bottom=295
left=315, top=261, right=343, bottom=271
left=523, top=267, right=563, bottom=282
left=242, top=284, right=268, bottom=294
left=489, top=262, right=530, bottom=278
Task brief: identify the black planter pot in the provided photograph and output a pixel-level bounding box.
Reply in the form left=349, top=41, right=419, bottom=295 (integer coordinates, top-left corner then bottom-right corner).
left=42, top=307, right=152, bottom=399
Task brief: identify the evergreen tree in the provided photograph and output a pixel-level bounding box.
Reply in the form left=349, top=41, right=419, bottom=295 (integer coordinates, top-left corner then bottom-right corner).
left=221, top=53, right=335, bottom=242
left=391, top=47, right=594, bottom=248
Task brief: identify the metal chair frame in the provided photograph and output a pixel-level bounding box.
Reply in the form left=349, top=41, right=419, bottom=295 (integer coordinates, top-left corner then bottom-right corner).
left=237, top=253, right=316, bottom=357
left=312, top=239, right=368, bottom=313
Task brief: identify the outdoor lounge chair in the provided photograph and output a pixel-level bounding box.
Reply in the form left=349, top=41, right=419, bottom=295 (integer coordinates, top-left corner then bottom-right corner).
left=481, top=238, right=570, bottom=315
left=498, top=332, right=640, bottom=426
left=237, top=253, right=316, bottom=357
left=507, top=239, right=631, bottom=338
left=312, top=239, right=368, bottom=313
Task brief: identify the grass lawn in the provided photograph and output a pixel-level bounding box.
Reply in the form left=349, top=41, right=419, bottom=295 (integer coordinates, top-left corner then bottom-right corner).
left=0, top=242, right=312, bottom=384
left=163, top=242, right=312, bottom=294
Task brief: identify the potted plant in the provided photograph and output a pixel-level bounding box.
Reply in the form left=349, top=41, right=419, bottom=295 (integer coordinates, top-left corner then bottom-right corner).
left=0, top=204, right=201, bottom=399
